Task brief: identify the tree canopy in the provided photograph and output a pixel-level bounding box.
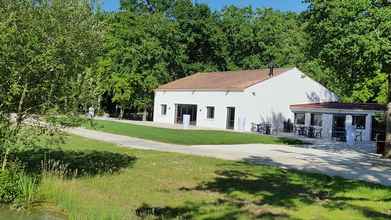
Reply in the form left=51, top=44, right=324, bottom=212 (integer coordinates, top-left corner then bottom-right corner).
left=99, top=0, right=309, bottom=117
left=0, top=0, right=390, bottom=119
left=304, top=0, right=391, bottom=103
left=0, top=0, right=104, bottom=120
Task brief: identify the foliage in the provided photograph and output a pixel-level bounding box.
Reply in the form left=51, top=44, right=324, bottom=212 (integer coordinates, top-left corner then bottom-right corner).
left=0, top=167, right=21, bottom=203
left=110, top=0, right=391, bottom=107
left=0, top=0, right=104, bottom=170
left=99, top=0, right=309, bottom=116
left=0, top=0, right=104, bottom=118
left=0, top=163, right=37, bottom=207
left=220, top=7, right=308, bottom=70
left=304, top=0, right=391, bottom=103
left=99, top=10, right=178, bottom=117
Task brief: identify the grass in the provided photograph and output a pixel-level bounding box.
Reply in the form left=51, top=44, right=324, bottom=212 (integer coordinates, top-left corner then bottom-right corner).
left=83, top=119, right=304, bottom=145
left=37, top=134, right=391, bottom=220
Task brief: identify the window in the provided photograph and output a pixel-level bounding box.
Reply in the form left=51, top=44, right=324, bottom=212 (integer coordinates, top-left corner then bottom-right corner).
left=310, top=113, right=322, bottom=127
left=207, top=106, right=215, bottom=119
left=161, top=104, right=167, bottom=115
left=353, top=115, right=366, bottom=129
left=294, top=113, right=305, bottom=125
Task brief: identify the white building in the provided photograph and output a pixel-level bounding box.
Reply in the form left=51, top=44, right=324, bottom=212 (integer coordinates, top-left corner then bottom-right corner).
left=153, top=67, right=339, bottom=132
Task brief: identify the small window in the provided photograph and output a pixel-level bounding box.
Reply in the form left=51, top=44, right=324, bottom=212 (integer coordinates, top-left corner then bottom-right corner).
left=207, top=106, right=215, bottom=119
left=295, top=113, right=305, bottom=125
left=353, top=115, right=366, bottom=129
left=161, top=104, right=167, bottom=115
left=310, top=113, right=322, bottom=127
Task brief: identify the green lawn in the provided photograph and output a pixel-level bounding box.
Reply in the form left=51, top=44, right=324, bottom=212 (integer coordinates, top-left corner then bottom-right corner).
left=83, top=119, right=303, bottom=145
left=37, top=134, right=391, bottom=220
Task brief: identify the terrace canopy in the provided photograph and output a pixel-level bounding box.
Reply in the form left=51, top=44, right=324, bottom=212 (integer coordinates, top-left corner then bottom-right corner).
left=289, top=102, right=385, bottom=144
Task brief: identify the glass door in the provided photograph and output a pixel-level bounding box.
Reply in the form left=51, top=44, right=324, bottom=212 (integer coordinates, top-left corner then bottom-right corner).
left=332, top=115, right=346, bottom=141
left=175, top=104, right=197, bottom=125
left=226, top=107, right=235, bottom=130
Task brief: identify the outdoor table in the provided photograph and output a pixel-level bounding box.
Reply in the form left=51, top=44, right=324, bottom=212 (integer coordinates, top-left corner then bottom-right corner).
left=256, top=123, right=271, bottom=135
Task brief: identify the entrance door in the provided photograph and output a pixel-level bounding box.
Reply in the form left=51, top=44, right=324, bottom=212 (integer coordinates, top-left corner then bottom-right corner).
left=175, top=104, right=197, bottom=125
left=332, top=115, right=346, bottom=141
left=226, top=107, right=235, bottom=130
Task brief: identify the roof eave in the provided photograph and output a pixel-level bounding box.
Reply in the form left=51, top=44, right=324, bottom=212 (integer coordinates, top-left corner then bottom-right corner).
left=155, top=88, right=245, bottom=92
left=290, top=107, right=385, bottom=114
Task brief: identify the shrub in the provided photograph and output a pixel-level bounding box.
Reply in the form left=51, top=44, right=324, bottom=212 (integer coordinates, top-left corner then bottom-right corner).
left=0, top=168, right=21, bottom=203
left=0, top=165, right=38, bottom=207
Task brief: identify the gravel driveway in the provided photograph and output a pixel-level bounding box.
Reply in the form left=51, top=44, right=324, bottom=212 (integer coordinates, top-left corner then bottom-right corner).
left=68, top=127, right=391, bottom=186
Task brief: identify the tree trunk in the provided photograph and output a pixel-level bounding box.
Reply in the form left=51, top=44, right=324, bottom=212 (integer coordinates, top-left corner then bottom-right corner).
left=1, top=148, right=10, bottom=171
left=142, top=108, right=147, bottom=121
left=16, top=83, right=28, bottom=127
left=64, top=97, right=68, bottom=113
left=97, top=95, right=101, bottom=114
left=119, top=107, right=124, bottom=119
left=384, top=65, right=391, bottom=157
left=385, top=105, right=391, bottom=157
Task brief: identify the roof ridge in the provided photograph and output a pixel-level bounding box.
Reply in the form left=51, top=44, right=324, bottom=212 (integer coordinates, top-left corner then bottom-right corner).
left=196, top=67, right=294, bottom=75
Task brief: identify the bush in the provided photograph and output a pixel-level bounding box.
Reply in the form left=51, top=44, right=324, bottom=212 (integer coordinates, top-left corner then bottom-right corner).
left=0, top=165, right=38, bottom=206
left=0, top=168, right=21, bottom=203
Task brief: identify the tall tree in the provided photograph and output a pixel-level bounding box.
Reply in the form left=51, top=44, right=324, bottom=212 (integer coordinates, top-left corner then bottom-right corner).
left=0, top=0, right=104, bottom=168
left=100, top=10, right=178, bottom=118
left=304, top=0, right=391, bottom=104
left=0, top=0, right=104, bottom=119
left=172, top=0, right=228, bottom=74
left=120, top=0, right=175, bottom=13
left=219, top=6, right=307, bottom=69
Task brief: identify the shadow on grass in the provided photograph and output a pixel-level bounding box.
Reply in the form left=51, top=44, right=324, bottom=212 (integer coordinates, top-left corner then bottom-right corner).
left=5, top=148, right=136, bottom=177
left=135, top=161, right=391, bottom=219
left=194, top=161, right=391, bottom=219
left=135, top=200, right=292, bottom=220
left=135, top=203, right=192, bottom=220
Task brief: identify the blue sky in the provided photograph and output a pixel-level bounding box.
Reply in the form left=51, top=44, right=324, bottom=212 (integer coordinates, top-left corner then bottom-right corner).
left=101, top=0, right=308, bottom=12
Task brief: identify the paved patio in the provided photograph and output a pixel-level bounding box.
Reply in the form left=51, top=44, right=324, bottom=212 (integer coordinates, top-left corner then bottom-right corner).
left=68, top=127, right=391, bottom=186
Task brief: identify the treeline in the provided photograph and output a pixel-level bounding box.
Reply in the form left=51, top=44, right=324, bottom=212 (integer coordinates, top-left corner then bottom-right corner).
left=0, top=0, right=390, bottom=119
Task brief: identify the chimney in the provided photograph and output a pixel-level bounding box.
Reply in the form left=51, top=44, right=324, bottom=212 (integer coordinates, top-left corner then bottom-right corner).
left=268, top=61, right=275, bottom=77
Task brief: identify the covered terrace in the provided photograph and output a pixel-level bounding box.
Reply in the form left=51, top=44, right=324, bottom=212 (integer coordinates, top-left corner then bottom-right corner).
left=289, top=102, right=386, bottom=145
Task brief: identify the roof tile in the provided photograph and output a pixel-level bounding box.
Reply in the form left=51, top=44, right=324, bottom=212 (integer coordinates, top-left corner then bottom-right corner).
left=157, top=68, right=293, bottom=91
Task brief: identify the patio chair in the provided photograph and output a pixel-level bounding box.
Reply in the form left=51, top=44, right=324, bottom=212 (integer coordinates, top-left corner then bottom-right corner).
left=314, top=127, right=322, bottom=138
left=355, top=130, right=363, bottom=144
left=297, top=126, right=306, bottom=136
left=264, top=123, right=272, bottom=135
left=307, top=126, right=315, bottom=138
left=256, top=123, right=264, bottom=133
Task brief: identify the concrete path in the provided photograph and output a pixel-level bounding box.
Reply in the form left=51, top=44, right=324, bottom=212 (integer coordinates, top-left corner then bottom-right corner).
left=68, top=127, right=391, bottom=186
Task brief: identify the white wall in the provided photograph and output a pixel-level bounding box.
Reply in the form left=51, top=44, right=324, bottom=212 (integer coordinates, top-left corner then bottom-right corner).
left=153, top=90, right=245, bottom=130
left=153, top=68, right=338, bottom=131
